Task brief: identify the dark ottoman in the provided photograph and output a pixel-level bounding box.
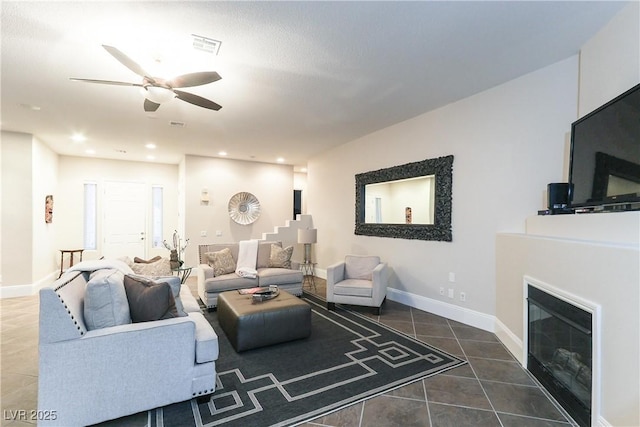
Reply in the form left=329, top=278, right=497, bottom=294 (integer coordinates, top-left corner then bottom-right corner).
left=217, top=290, right=311, bottom=352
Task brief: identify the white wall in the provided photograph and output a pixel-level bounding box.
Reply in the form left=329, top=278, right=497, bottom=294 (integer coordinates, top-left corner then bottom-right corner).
left=56, top=156, right=179, bottom=262
left=31, top=138, right=59, bottom=281
left=1, top=132, right=34, bottom=286
left=308, top=56, right=579, bottom=316
left=578, top=1, right=640, bottom=117
left=182, top=155, right=294, bottom=267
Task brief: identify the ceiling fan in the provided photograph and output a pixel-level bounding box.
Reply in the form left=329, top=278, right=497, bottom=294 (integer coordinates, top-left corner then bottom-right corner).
left=71, top=45, right=222, bottom=112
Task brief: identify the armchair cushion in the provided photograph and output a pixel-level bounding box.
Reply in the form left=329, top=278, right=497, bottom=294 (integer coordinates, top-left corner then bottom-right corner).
left=344, top=255, right=381, bottom=280
left=206, top=248, right=236, bottom=277
left=334, top=279, right=373, bottom=298
left=84, top=269, right=131, bottom=331
left=123, top=275, right=179, bottom=322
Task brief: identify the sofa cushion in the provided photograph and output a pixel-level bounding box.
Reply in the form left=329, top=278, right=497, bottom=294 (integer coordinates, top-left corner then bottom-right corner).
left=257, top=268, right=303, bottom=286
left=344, top=255, right=381, bottom=281
left=204, top=274, right=257, bottom=293
left=123, top=275, right=179, bottom=322
left=206, top=248, right=236, bottom=277
left=267, top=244, right=293, bottom=269
left=130, top=258, right=172, bottom=276
left=84, top=269, right=131, bottom=331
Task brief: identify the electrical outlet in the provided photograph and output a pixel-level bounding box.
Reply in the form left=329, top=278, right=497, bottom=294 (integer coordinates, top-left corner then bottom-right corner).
left=460, top=292, right=466, bottom=302
left=439, top=286, right=445, bottom=296
left=216, top=230, right=222, bottom=237
left=448, top=272, right=456, bottom=282
left=448, top=288, right=454, bottom=299
left=200, top=230, right=207, bottom=237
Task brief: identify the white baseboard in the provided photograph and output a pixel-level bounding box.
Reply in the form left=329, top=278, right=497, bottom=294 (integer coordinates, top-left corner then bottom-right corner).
left=0, top=271, right=58, bottom=299
left=386, top=287, right=495, bottom=332
left=494, top=317, right=524, bottom=364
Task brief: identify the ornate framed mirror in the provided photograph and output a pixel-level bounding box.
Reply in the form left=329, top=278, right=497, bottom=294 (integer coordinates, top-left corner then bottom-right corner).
left=355, top=155, right=453, bottom=241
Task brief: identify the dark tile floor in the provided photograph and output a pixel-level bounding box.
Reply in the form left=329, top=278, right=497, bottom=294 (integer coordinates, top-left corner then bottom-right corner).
left=0, top=278, right=577, bottom=427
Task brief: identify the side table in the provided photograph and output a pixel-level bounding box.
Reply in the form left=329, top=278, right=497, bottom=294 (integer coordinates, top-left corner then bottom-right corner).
left=300, top=261, right=317, bottom=292
left=59, top=249, right=84, bottom=278
left=172, top=266, right=193, bottom=284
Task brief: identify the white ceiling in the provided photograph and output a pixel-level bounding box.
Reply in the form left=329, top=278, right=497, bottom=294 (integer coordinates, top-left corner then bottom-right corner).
left=1, top=1, right=629, bottom=169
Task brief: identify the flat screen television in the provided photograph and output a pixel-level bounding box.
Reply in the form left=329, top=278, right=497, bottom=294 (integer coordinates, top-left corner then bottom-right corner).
left=569, top=83, right=640, bottom=210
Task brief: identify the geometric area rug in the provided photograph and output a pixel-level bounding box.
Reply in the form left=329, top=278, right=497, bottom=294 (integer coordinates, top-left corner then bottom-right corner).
left=141, top=293, right=466, bottom=427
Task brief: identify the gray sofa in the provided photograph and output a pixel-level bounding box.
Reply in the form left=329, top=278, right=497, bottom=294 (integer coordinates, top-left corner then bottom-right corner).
left=197, top=241, right=303, bottom=309
left=38, top=264, right=218, bottom=426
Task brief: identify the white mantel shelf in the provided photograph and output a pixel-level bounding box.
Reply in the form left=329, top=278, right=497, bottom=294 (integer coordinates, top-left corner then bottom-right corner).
left=525, top=210, right=640, bottom=246
left=495, top=210, right=639, bottom=427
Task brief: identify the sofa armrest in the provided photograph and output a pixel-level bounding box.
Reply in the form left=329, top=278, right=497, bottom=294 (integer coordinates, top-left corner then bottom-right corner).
left=38, top=318, right=199, bottom=425
left=371, top=262, right=388, bottom=304
left=197, top=264, right=214, bottom=300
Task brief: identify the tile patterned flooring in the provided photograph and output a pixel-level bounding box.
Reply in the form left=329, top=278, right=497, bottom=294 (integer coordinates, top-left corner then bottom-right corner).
left=0, top=278, right=577, bottom=427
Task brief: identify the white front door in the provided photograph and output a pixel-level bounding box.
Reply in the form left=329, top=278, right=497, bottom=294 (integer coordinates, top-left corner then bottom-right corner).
left=103, top=181, right=147, bottom=259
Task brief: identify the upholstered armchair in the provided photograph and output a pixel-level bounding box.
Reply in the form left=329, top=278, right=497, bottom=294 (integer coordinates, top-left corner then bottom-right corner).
left=326, top=255, right=388, bottom=315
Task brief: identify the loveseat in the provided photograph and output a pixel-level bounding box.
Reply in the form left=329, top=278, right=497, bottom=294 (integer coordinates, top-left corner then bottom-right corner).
left=198, top=241, right=303, bottom=309
left=37, top=260, right=218, bottom=426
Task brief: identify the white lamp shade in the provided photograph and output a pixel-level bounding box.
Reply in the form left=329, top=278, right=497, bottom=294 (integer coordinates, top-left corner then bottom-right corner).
left=298, top=228, right=317, bottom=244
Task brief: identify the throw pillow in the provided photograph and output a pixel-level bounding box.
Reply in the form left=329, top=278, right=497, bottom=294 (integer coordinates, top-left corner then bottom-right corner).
left=123, top=275, right=179, bottom=323
left=268, top=244, right=293, bottom=269
left=130, top=274, right=187, bottom=317
left=134, top=255, right=162, bottom=264
left=130, top=258, right=172, bottom=276
left=84, top=269, right=131, bottom=330
left=206, top=248, right=236, bottom=277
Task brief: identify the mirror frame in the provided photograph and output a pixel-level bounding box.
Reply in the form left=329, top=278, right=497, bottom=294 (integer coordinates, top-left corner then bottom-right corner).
left=355, top=155, right=453, bottom=241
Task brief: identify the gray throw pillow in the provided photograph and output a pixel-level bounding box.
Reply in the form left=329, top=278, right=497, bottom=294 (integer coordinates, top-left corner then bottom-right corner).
left=206, top=248, right=236, bottom=276
left=123, top=275, right=179, bottom=323
left=84, top=269, right=131, bottom=330
left=268, top=244, right=293, bottom=269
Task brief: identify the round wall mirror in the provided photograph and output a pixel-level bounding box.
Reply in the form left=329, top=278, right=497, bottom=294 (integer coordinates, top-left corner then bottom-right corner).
left=228, top=192, right=261, bottom=225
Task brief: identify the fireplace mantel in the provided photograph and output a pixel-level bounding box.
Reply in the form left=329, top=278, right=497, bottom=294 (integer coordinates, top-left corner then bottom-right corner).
left=495, top=211, right=639, bottom=427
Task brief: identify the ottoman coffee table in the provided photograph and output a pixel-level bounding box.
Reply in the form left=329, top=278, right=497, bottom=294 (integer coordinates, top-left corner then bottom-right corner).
left=217, top=290, right=312, bottom=352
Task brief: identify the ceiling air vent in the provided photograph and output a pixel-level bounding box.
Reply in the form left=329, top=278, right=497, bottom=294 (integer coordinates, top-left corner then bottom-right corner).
left=192, top=34, right=221, bottom=55
left=169, top=120, right=186, bottom=128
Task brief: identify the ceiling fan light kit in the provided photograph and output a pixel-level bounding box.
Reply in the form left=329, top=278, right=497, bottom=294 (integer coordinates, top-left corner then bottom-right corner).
left=71, top=44, right=222, bottom=112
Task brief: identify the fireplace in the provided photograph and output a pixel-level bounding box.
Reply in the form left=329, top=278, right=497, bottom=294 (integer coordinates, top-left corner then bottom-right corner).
left=527, top=284, right=593, bottom=427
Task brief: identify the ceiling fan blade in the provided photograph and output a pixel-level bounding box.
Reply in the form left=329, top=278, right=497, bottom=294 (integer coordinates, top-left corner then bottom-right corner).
left=169, top=71, right=222, bottom=88
left=144, top=99, right=161, bottom=112
left=102, top=45, right=154, bottom=82
left=70, top=78, right=143, bottom=87
left=174, top=90, right=222, bottom=110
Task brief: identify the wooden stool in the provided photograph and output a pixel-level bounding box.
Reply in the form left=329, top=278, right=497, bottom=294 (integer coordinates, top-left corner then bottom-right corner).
left=59, top=249, right=84, bottom=278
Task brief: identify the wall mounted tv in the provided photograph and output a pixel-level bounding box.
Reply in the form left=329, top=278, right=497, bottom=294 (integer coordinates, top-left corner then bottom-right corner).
left=569, top=83, right=640, bottom=211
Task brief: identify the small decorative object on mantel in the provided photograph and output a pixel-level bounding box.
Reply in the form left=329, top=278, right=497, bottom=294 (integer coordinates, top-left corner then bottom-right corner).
left=163, top=230, right=189, bottom=269
left=228, top=192, right=261, bottom=225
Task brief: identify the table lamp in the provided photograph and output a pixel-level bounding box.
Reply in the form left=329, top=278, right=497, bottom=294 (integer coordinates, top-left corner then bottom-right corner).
left=298, top=228, right=317, bottom=264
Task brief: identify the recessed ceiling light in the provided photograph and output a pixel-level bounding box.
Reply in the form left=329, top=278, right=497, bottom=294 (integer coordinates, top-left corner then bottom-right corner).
left=277, top=157, right=285, bottom=163
left=147, top=155, right=156, bottom=161
left=145, top=143, right=157, bottom=149
left=218, top=151, right=227, bottom=156
left=71, top=133, right=87, bottom=143
left=85, top=149, right=96, bottom=155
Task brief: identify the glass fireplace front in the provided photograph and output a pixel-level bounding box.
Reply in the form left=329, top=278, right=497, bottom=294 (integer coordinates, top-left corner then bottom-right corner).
left=527, top=285, right=592, bottom=427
